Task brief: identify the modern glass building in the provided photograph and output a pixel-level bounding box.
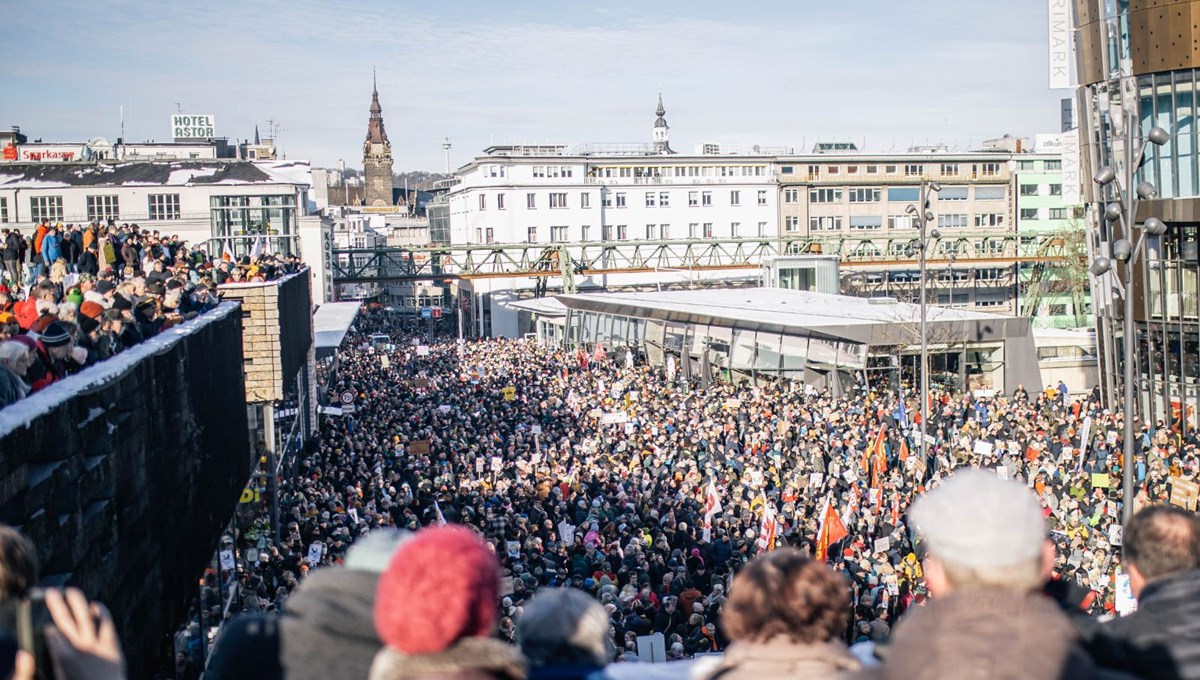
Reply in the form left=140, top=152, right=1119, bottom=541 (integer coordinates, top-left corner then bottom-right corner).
left=1074, top=0, right=1200, bottom=426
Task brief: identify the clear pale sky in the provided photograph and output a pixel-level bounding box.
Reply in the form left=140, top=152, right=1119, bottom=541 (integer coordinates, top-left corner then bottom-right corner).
left=0, top=0, right=1067, bottom=171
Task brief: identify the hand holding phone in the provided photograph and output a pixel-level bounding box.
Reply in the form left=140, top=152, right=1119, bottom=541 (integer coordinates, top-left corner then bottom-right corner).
left=42, top=589, right=123, bottom=680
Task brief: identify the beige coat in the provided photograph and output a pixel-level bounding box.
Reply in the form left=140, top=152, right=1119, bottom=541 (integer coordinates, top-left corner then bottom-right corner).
left=700, top=638, right=861, bottom=680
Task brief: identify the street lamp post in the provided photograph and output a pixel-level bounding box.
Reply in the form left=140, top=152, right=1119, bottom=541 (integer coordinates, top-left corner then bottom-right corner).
left=907, top=180, right=941, bottom=473
left=1088, top=122, right=1170, bottom=529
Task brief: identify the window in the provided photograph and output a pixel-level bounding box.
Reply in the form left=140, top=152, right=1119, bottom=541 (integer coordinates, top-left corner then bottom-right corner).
left=1019, top=184, right=1039, bottom=196
left=940, top=213, right=968, bottom=228
left=731, top=190, right=741, bottom=206
left=487, top=165, right=506, bottom=178
left=615, top=192, right=626, bottom=208
left=756, top=190, right=767, bottom=206
left=1049, top=183, right=1062, bottom=196
left=849, top=216, right=883, bottom=230
left=147, top=193, right=181, bottom=220
left=527, top=227, right=538, bottom=242
left=702, top=191, right=713, bottom=207
left=888, top=215, right=916, bottom=229
left=1020, top=208, right=1040, bottom=220
left=659, top=192, right=669, bottom=207
left=866, top=165, right=878, bottom=174
left=940, top=163, right=959, bottom=175
left=807, top=165, right=820, bottom=177
left=974, top=186, right=1006, bottom=200
left=688, top=191, right=699, bottom=207
left=846, top=166, right=859, bottom=174
left=602, top=192, right=612, bottom=208
left=976, top=292, right=1007, bottom=308
left=780, top=166, right=794, bottom=174
left=581, top=225, right=590, bottom=241
left=550, top=193, right=567, bottom=208
left=475, top=228, right=483, bottom=243
left=809, top=188, right=843, bottom=203
left=616, top=225, right=628, bottom=240
left=978, top=163, right=1002, bottom=176
left=783, top=188, right=800, bottom=204
left=485, top=228, right=495, bottom=244
left=904, top=164, right=922, bottom=176
left=532, top=166, right=546, bottom=178
left=940, top=186, right=968, bottom=201
left=551, top=226, right=568, bottom=242
left=479, top=194, right=487, bottom=210
left=730, top=222, right=741, bottom=236
left=977, top=266, right=1006, bottom=279
left=785, top=216, right=800, bottom=231
left=86, top=195, right=119, bottom=222
left=884, top=165, right=897, bottom=174
left=689, top=223, right=699, bottom=238
left=497, top=193, right=506, bottom=210
left=758, top=221, right=768, bottom=236
left=1045, top=160, right=1062, bottom=171
left=1017, top=160, right=1035, bottom=171
left=560, top=166, right=574, bottom=178
left=1049, top=208, right=1068, bottom=219
left=848, top=188, right=881, bottom=203
left=703, top=223, right=714, bottom=238
left=660, top=224, right=670, bottom=239
left=645, top=192, right=657, bottom=208
left=975, top=213, right=1004, bottom=227
left=0, top=197, right=6, bottom=223
left=645, top=224, right=658, bottom=239
left=810, top=216, right=842, bottom=231
left=527, top=193, right=536, bottom=209
left=887, top=187, right=920, bottom=202
left=827, top=166, right=840, bottom=175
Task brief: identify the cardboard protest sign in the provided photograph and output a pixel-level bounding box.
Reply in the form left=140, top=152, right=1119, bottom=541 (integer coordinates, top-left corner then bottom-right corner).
left=1091, top=473, right=1111, bottom=489
left=219, top=549, right=235, bottom=571
left=502, top=386, right=517, bottom=401
left=1170, top=478, right=1199, bottom=510
left=873, top=537, right=891, bottom=554
left=409, top=440, right=432, bottom=455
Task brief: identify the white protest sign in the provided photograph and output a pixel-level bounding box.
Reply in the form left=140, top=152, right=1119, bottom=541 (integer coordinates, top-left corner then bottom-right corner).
left=636, top=633, right=667, bottom=663
left=1078, top=416, right=1093, bottom=463
left=996, top=466, right=1010, bottom=480
left=973, top=440, right=995, bottom=457
left=601, top=411, right=630, bottom=425
left=417, top=345, right=430, bottom=357
left=531, top=452, right=543, bottom=465
left=1115, top=572, right=1137, bottom=615
left=1108, top=524, right=1123, bottom=546
left=491, top=456, right=504, bottom=472
left=219, top=549, right=235, bottom=571
left=438, top=404, right=452, bottom=414
left=476, top=458, right=485, bottom=474
left=531, top=424, right=542, bottom=435
left=307, top=541, right=325, bottom=565
left=1107, top=430, right=1119, bottom=445
left=558, top=520, right=576, bottom=545
left=873, top=537, right=891, bottom=554
left=809, top=472, right=824, bottom=488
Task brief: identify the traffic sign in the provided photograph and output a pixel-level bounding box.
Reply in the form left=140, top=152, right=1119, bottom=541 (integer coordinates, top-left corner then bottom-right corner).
left=339, top=390, right=355, bottom=405
left=419, top=307, right=433, bottom=319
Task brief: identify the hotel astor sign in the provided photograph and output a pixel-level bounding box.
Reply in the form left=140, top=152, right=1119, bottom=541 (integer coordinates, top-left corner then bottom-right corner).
left=171, top=114, right=216, bottom=140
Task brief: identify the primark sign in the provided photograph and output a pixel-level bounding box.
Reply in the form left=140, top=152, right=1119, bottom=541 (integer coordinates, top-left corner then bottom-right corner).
left=171, top=114, right=216, bottom=141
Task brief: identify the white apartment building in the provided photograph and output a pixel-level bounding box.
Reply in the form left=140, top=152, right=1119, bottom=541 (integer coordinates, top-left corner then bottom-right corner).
left=447, top=143, right=778, bottom=336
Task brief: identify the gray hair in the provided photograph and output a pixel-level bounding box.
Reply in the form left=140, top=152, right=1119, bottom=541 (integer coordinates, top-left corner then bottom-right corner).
left=518, top=587, right=613, bottom=667
left=0, top=341, right=30, bottom=368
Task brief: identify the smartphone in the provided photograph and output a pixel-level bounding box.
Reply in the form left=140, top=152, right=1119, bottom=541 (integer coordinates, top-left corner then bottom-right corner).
left=0, top=589, right=55, bottom=680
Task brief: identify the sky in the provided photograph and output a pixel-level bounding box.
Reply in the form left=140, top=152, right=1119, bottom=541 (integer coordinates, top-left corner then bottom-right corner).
left=0, top=0, right=1068, bottom=171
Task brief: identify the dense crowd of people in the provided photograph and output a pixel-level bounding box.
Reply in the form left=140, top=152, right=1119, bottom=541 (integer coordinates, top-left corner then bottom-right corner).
left=165, top=308, right=1199, bottom=680
left=0, top=218, right=305, bottom=409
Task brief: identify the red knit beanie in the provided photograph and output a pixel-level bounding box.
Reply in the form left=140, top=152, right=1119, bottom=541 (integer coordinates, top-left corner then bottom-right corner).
left=373, top=524, right=499, bottom=655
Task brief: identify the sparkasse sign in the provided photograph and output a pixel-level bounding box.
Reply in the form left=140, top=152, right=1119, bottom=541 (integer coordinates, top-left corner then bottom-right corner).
left=171, top=114, right=216, bottom=140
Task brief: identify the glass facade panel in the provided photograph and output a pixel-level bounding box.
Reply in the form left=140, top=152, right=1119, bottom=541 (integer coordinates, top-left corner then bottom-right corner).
left=780, top=335, right=809, bottom=377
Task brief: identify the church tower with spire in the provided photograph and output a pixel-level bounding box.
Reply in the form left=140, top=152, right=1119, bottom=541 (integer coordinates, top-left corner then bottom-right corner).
left=363, top=71, right=395, bottom=208
left=652, top=93, right=672, bottom=154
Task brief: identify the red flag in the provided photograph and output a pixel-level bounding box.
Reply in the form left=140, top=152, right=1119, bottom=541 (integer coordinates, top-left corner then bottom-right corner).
left=757, top=502, right=779, bottom=553
left=815, top=500, right=849, bottom=563
left=871, top=443, right=888, bottom=489
left=898, top=438, right=910, bottom=463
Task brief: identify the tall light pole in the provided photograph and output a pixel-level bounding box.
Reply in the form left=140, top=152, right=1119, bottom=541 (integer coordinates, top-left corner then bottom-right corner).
left=907, top=179, right=941, bottom=473
left=1088, top=121, right=1170, bottom=530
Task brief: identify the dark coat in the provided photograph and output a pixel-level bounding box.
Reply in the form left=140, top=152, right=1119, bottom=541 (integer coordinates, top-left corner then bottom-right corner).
left=1083, top=569, right=1200, bottom=680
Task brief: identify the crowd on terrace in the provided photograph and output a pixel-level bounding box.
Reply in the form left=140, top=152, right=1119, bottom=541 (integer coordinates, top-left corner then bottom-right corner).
left=0, top=218, right=304, bottom=409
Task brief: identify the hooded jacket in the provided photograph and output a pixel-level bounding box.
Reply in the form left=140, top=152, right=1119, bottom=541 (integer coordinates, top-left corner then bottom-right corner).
left=1082, top=569, right=1200, bottom=680
left=280, top=566, right=383, bottom=680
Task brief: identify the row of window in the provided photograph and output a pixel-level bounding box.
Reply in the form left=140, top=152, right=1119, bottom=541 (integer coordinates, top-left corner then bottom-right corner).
left=590, top=165, right=767, bottom=179
left=473, top=222, right=772, bottom=244
left=478, top=189, right=772, bottom=211
left=792, top=213, right=1007, bottom=231
left=1018, top=183, right=1063, bottom=196
left=779, top=162, right=1005, bottom=178
left=22, top=194, right=183, bottom=224
left=1017, top=160, right=1064, bottom=171
left=801, top=185, right=1007, bottom=204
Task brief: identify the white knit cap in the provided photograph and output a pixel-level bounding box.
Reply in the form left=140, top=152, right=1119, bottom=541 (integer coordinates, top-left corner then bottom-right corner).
left=911, top=469, right=1045, bottom=568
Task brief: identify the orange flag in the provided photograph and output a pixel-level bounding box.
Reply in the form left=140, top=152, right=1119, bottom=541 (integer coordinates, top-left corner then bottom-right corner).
left=899, top=438, right=909, bottom=463
left=815, top=500, right=850, bottom=563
